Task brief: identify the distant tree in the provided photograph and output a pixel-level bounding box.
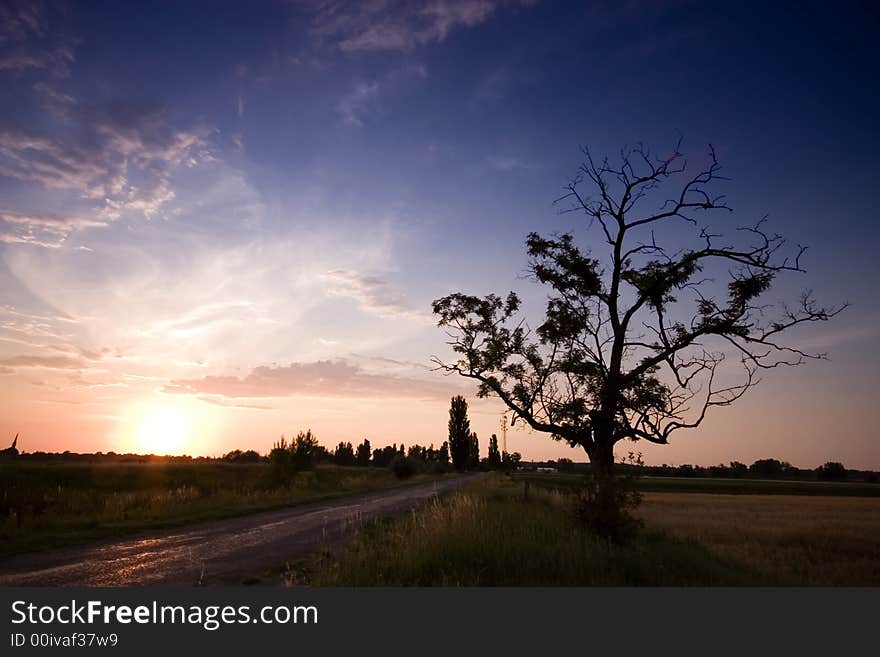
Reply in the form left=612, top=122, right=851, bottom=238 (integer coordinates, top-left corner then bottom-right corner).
left=432, top=141, right=843, bottom=536
left=356, top=439, right=371, bottom=466
left=372, top=445, right=398, bottom=467
left=438, top=441, right=450, bottom=466
left=502, top=451, right=521, bottom=471
left=222, top=449, right=243, bottom=462
left=729, top=461, right=749, bottom=477
left=487, top=434, right=502, bottom=469
left=291, top=429, right=320, bottom=470
left=269, top=435, right=292, bottom=480
left=448, top=395, right=472, bottom=471
left=312, top=444, right=332, bottom=464
left=334, top=441, right=356, bottom=466
left=816, top=461, right=847, bottom=481
left=555, top=457, right=575, bottom=473
left=468, top=432, right=480, bottom=469
left=749, top=458, right=790, bottom=479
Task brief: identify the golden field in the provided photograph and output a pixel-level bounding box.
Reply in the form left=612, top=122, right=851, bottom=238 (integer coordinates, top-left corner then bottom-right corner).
left=638, top=492, right=880, bottom=585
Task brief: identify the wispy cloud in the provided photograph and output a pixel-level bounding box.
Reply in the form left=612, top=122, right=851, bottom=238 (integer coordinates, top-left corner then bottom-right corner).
left=0, top=1, right=76, bottom=76
left=194, top=395, right=275, bottom=411
left=164, top=359, right=461, bottom=400
left=324, top=269, right=427, bottom=320
left=486, top=154, right=539, bottom=173
left=337, top=63, right=427, bottom=126
left=310, top=1, right=536, bottom=52
left=0, top=305, right=78, bottom=344
left=0, top=354, right=88, bottom=370
left=0, top=101, right=213, bottom=226
left=0, top=211, right=108, bottom=249
left=337, top=81, right=380, bottom=126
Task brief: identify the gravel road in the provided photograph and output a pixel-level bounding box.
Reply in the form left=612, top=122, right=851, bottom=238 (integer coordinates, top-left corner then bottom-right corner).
left=0, top=474, right=480, bottom=586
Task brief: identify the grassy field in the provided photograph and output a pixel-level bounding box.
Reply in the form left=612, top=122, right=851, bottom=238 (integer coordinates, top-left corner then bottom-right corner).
left=294, top=473, right=880, bottom=586
left=513, top=471, right=880, bottom=497
left=0, top=461, right=450, bottom=556
left=638, top=492, right=880, bottom=585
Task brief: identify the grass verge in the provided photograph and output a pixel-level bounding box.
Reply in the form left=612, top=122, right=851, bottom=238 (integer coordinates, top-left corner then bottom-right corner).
left=0, top=462, right=454, bottom=557
left=293, top=473, right=765, bottom=586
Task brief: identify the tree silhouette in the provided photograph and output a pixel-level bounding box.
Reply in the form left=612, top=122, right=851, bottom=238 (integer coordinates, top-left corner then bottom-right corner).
left=333, top=441, right=356, bottom=466
left=815, top=461, right=847, bottom=481
left=448, top=395, right=472, bottom=471
left=488, top=434, right=502, bottom=469
left=468, top=432, right=480, bottom=469
left=356, top=439, right=371, bottom=466
left=432, top=141, right=843, bottom=530
left=291, top=429, right=319, bottom=470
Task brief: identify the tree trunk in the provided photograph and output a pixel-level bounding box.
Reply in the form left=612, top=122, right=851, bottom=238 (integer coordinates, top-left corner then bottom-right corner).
left=591, top=440, right=614, bottom=480
left=581, top=436, right=627, bottom=539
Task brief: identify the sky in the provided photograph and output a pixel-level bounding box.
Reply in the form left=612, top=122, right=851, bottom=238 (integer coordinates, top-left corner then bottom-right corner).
left=0, top=0, right=878, bottom=468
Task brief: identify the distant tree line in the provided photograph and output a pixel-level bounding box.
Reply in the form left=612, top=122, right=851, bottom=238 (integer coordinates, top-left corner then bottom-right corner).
left=525, top=457, right=875, bottom=483
left=11, top=428, right=873, bottom=484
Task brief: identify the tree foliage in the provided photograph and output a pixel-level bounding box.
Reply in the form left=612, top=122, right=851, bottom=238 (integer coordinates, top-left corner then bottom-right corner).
left=488, top=434, right=502, bottom=469
left=356, top=439, right=372, bottom=466
left=448, top=395, right=472, bottom=471
left=334, top=441, right=356, bottom=466
left=468, top=432, right=480, bottom=469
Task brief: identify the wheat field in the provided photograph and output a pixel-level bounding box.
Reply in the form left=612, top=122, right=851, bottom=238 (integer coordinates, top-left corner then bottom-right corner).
left=637, top=492, right=880, bottom=585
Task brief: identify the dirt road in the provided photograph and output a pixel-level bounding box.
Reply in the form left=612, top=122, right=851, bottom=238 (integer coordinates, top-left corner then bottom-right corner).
left=0, top=474, right=480, bottom=586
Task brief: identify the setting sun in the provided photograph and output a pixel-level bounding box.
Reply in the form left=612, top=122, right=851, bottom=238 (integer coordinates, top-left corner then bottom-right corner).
left=136, top=405, right=191, bottom=456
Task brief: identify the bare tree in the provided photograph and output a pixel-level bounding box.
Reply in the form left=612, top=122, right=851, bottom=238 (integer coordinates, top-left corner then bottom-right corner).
left=432, top=141, right=844, bottom=522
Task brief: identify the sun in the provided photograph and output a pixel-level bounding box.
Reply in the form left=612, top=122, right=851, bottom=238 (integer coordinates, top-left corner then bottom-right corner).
left=136, top=405, right=191, bottom=455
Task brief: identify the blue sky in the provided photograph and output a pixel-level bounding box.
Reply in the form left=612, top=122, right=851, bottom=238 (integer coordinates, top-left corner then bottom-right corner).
left=1, top=0, right=878, bottom=467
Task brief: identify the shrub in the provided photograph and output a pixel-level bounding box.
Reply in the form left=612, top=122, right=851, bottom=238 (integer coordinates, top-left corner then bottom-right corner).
left=391, top=456, right=419, bottom=480
left=573, top=479, right=642, bottom=543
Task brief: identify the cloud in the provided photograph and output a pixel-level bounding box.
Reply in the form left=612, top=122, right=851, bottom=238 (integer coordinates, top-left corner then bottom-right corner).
left=144, top=301, right=268, bottom=338
left=337, top=81, right=380, bottom=126
left=336, top=63, right=427, bottom=126
left=0, top=354, right=88, bottom=370
left=0, top=1, right=76, bottom=76
left=164, top=359, right=461, bottom=400
left=486, top=154, right=538, bottom=172
left=324, top=269, right=426, bottom=320
left=350, top=353, right=431, bottom=370
left=0, top=101, right=213, bottom=226
left=32, top=81, right=77, bottom=114
left=309, top=1, right=535, bottom=52
left=0, top=210, right=108, bottom=249
left=0, top=305, right=78, bottom=342
left=194, top=396, right=275, bottom=411
left=2, top=221, right=402, bottom=391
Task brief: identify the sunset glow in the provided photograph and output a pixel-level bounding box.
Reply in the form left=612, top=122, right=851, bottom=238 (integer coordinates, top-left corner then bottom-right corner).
left=135, top=405, right=191, bottom=456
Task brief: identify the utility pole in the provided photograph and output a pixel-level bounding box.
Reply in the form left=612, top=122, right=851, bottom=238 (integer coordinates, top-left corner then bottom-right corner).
left=501, top=414, right=508, bottom=453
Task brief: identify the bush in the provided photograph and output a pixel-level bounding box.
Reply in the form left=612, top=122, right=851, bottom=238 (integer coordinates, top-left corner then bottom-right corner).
left=573, top=476, right=642, bottom=543
left=391, top=456, right=419, bottom=480
left=425, top=461, right=451, bottom=475
left=816, top=461, right=847, bottom=481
